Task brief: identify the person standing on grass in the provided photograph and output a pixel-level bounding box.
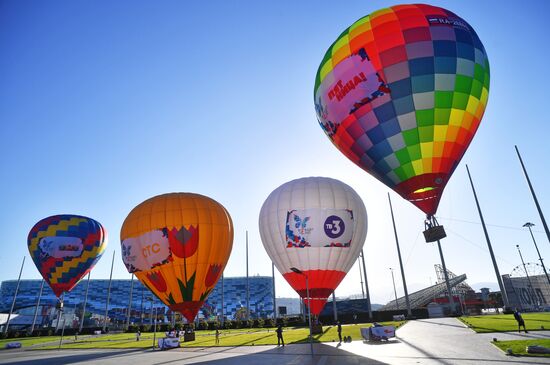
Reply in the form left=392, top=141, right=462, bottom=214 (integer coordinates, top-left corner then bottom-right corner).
left=337, top=321, right=342, bottom=343
left=276, top=324, right=284, bottom=347
left=136, top=330, right=141, bottom=341
left=215, top=328, right=220, bottom=345
left=513, top=308, right=528, bottom=333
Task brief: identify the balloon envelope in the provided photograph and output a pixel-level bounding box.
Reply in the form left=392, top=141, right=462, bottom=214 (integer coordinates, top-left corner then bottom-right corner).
left=120, top=193, right=233, bottom=322
left=28, top=214, right=107, bottom=297
left=314, top=4, right=489, bottom=216
left=259, top=177, right=367, bottom=315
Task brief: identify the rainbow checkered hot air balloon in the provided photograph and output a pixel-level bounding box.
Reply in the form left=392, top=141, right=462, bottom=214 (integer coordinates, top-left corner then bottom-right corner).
left=28, top=215, right=107, bottom=297
left=314, top=4, right=489, bottom=216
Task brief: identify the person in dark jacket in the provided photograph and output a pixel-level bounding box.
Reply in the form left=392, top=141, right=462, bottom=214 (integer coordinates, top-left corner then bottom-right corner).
left=337, top=321, right=342, bottom=343
left=276, top=324, right=285, bottom=346
left=514, top=309, right=528, bottom=333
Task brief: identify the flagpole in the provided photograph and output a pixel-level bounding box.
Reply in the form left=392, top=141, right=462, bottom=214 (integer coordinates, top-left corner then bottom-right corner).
left=246, top=231, right=250, bottom=321
left=79, top=272, right=91, bottom=333
left=466, top=164, right=509, bottom=307
left=221, top=272, right=225, bottom=326
left=360, top=250, right=372, bottom=320
left=30, top=279, right=44, bottom=334
left=332, top=291, right=338, bottom=322
left=221, top=270, right=225, bottom=326
left=103, top=251, right=115, bottom=332
left=4, top=256, right=25, bottom=334
left=388, top=193, right=412, bottom=317
left=272, top=262, right=276, bottom=319
left=125, top=274, right=134, bottom=331
left=515, top=145, right=550, bottom=245
left=358, top=259, right=365, bottom=298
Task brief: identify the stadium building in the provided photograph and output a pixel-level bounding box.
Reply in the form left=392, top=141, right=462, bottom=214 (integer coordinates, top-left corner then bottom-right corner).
left=0, top=276, right=274, bottom=329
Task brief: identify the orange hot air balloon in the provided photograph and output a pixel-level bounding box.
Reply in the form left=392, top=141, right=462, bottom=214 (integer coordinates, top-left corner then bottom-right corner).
left=120, top=193, right=233, bottom=322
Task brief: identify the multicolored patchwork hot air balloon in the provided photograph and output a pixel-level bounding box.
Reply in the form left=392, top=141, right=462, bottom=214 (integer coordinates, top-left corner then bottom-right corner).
left=259, top=177, right=367, bottom=315
left=27, top=215, right=107, bottom=297
left=314, top=4, right=489, bottom=216
left=120, top=193, right=233, bottom=323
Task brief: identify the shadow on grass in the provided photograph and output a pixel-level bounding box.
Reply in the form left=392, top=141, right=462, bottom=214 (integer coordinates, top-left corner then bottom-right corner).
left=5, top=349, right=145, bottom=364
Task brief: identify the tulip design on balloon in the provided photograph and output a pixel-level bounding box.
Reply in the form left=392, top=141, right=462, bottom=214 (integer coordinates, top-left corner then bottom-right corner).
left=121, top=193, right=233, bottom=323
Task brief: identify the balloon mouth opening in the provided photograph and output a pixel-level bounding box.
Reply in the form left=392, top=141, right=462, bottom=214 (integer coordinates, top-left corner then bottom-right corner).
left=413, top=187, right=436, bottom=194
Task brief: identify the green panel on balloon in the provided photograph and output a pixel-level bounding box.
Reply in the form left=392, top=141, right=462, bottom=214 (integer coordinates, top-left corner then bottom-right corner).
left=435, top=109, right=451, bottom=125
left=314, top=4, right=490, bottom=215
left=395, top=149, right=411, bottom=165
left=452, top=93, right=469, bottom=109
left=435, top=92, right=453, bottom=109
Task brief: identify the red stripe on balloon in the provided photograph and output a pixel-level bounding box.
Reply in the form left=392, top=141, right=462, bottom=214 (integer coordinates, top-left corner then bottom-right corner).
left=283, top=270, right=347, bottom=315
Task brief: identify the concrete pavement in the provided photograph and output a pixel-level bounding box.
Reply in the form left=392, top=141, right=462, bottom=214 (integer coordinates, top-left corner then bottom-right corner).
left=0, top=345, right=387, bottom=365
left=2, top=318, right=550, bottom=364
left=327, top=317, right=550, bottom=364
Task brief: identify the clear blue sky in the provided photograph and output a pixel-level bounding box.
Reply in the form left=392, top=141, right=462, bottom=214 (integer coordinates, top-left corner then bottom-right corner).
left=1, top=0, right=549, bottom=304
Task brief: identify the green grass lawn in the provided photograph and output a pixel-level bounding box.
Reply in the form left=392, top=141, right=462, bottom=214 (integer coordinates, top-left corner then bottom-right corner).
left=459, top=312, right=550, bottom=333
left=0, top=336, right=63, bottom=348
left=492, top=339, right=550, bottom=357
left=36, top=321, right=404, bottom=350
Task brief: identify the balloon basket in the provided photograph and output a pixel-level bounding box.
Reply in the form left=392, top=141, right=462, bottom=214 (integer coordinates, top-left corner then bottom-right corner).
left=183, top=331, right=195, bottom=342
left=423, top=225, right=446, bottom=243
left=423, top=216, right=446, bottom=243
left=311, top=324, right=323, bottom=335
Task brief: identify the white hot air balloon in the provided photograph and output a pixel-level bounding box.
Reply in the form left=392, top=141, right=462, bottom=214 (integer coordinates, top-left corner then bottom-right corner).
left=259, top=176, right=367, bottom=315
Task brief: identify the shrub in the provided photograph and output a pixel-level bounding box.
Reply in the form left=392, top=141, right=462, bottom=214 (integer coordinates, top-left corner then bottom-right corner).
left=208, top=320, right=220, bottom=330
left=223, top=320, right=233, bottom=329
left=197, top=320, right=208, bottom=331
left=281, top=317, right=288, bottom=327
left=256, top=318, right=264, bottom=328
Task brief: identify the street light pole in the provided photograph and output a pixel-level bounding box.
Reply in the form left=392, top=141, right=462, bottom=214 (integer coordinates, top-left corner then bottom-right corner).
left=524, top=222, right=550, bottom=287
left=390, top=268, right=398, bottom=310
left=516, top=244, right=536, bottom=308
left=290, top=267, right=313, bottom=356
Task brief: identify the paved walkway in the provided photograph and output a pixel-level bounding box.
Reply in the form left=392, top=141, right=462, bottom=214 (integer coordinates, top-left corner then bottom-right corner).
left=2, top=318, right=550, bottom=364
left=328, top=317, right=550, bottom=364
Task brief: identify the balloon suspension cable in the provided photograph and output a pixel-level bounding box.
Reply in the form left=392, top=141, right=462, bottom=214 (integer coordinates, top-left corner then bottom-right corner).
left=424, top=215, right=440, bottom=230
